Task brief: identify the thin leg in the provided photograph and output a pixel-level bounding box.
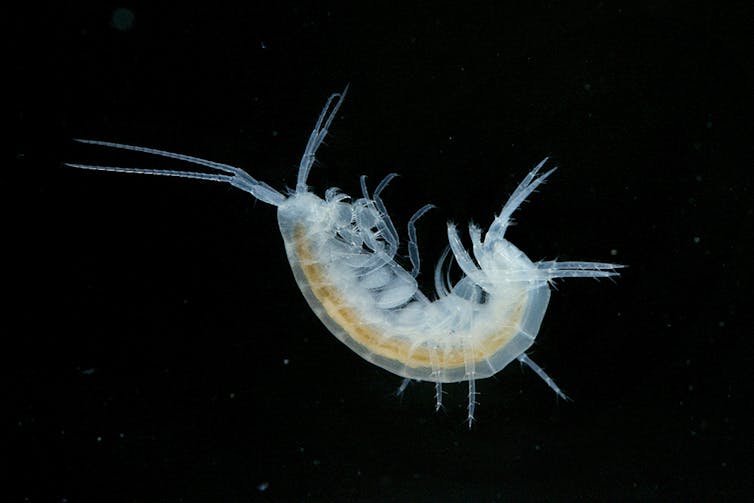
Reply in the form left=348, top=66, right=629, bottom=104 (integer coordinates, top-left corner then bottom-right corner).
left=433, top=245, right=452, bottom=297
left=396, top=378, right=411, bottom=397
left=407, top=204, right=435, bottom=278
left=467, top=378, right=477, bottom=429
left=358, top=175, right=400, bottom=257
left=518, top=353, right=570, bottom=400
left=428, top=346, right=444, bottom=412
left=463, top=337, right=478, bottom=428
left=485, top=159, right=556, bottom=242
left=447, top=224, right=482, bottom=279
left=372, top=173, right=400, bottom=247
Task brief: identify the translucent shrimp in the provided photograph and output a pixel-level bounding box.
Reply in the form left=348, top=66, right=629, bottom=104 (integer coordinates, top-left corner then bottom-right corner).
left=68, top=87, right=622, bottom=427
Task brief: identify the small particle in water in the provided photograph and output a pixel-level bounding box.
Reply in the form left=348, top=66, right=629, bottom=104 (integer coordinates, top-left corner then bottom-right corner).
left=257, top=482, right=269, bottom=492
left=111, top=7, right=135, bottom=32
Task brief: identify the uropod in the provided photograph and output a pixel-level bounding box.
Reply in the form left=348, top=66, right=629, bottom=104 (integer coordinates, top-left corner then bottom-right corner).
left=68, top=87, right=622, bottom=426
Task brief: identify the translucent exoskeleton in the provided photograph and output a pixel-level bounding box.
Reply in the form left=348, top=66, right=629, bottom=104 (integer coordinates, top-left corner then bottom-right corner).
left=68, top=87, right=622, bottom=427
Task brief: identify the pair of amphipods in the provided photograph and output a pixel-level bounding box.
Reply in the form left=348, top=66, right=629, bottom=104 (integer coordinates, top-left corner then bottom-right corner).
left=69, top=87, right=621, bottom=427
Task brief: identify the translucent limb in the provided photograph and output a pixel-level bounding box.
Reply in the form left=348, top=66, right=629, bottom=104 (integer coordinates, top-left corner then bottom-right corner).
left=518, top=353, right=569, bottom=400
left=296, top=85, right=350, bottom=192
left=406, top=204, right=435, bottom=278
left=67, top=139, right=286, bottom=205
left=485, top=158, right=556, bottom=242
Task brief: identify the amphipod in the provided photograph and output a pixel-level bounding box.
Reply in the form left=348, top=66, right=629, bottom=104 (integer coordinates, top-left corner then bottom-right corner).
left=69, top=87, right=621, bottom=426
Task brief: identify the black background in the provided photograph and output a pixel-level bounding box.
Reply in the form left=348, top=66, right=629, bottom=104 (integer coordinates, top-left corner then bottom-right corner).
left=10, top=3, right=753, bottom=501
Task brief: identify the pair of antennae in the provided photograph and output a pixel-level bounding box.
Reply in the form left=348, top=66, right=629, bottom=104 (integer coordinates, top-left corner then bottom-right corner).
left=66, top=86, right=351, bottom=206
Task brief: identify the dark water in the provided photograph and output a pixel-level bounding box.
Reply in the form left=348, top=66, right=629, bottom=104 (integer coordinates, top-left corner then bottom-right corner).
left=10, top=3, right=752, bottom=501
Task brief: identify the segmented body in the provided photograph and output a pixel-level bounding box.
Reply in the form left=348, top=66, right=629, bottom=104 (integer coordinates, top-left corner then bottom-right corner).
left=69, top=87, right=621, bottom=426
